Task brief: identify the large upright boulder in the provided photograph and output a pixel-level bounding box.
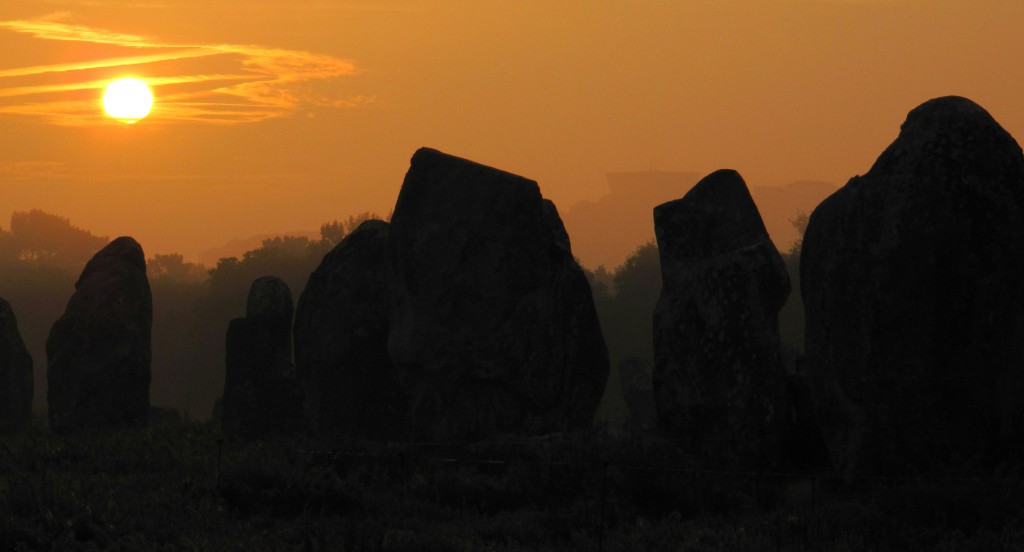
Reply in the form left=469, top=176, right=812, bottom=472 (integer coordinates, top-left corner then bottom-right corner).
left=222, top=276, right=303, bottom=438
left=802, top=96, right=1024, bottom=476
left=47, top=237, right=152, bottom=433
left=653, top=170, right=790, bottom=468
left=294, top=220, right=405, bottom=439
left=386, top=148, right=609, bottom=440
left=0, top=299, right=32, bottom=431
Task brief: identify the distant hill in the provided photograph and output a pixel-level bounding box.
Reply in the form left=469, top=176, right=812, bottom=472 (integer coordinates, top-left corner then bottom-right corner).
left=562, top=171, right=837, bottom=270
left=197, top=230, right=319, bottom=267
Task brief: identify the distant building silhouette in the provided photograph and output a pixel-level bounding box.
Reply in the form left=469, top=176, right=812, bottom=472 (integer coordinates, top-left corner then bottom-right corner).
left=564, top=171, right=699, bottom=270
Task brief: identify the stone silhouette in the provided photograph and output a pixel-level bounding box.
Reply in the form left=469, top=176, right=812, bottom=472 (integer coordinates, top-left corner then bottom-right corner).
left=386, top=147, right=609, bottom=440
left=0, top=298, right=32, bottom=431
left=47, top=237, right=152, bottom=433
left=618, top=357, right=655, bottom=430
left=223, top=276, right=303, bottom=438
left=802, top=96, right=1024, bottom=476
left=294, top=220, right=405, bottom=439
left=653, top=169, right=790, bottom=468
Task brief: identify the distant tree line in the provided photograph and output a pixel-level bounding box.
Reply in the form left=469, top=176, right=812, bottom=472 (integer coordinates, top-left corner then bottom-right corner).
left=157, top=211, right=380, bottom=415
left=0, top=209, right=379, bottom=417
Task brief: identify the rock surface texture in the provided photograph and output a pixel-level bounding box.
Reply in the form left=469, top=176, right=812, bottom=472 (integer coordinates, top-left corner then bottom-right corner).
left=385, top=148, right=609, bottom=440
left=0, top=298, right=32, bottom=431
left=294, top=220, right=405, bottom=439
left=653, top=169, right=790, bottom=468
left=801, top=96, right=1024, bottom=476
left=223, top=276, right=303, bottom=438
left=47, top=237, right=152, bottom=433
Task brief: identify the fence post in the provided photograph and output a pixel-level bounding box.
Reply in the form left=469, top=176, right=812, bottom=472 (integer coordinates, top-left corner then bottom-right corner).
left=776, top=514, right=782, bottom=552
left=598, top=461, right=609, bottom=552
left=215, top=438, right=224, bottom=491
left=811, top=475, right=817, bottom=512
left=400, top=451, right=407, bottom=505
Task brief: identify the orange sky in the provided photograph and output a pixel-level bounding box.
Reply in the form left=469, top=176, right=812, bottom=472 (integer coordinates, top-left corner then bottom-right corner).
left=1, top=0, right=1022, bottom=267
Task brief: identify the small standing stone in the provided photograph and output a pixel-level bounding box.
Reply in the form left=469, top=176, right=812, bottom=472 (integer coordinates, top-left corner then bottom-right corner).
left=47, top=237, right=152, bottom=433
left=294, top=220, right=405, bottom=439
left=222, top=276, right=304, bottom=438
left=0, top=298, right=32, bottom=431
left=618, top=357, right=655, bottom=431
left=653, top=170, right=790, bottom=468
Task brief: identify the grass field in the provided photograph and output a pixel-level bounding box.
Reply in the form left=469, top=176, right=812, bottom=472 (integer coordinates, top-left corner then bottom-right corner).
left=2, top=414, right=1023, bottom=551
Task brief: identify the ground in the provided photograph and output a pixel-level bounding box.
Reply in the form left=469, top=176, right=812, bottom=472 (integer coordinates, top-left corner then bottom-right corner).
left=1, top=415, right=1022, bottom=551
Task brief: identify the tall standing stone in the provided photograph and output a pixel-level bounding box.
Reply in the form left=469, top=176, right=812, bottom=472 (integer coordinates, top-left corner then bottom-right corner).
left=653, top=169, right=790, bottom=468
left=222, top=276, right=303, bottom=438
left=802, top=96, right=1024, bottom=476
left=294, top=220, right=405, bottom=439
left=47, top=237, right=152, bottom=433
left=386, top=148, right=609, bottom=440
left=0, top=298, right=32, bottom=431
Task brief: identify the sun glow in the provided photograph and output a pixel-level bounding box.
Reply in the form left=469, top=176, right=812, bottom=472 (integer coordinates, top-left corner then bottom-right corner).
left=102, top=77, right=153, bottom=124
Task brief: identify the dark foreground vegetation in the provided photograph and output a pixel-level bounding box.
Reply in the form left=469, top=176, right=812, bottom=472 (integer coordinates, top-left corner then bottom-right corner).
left=2, top=414, right=1022, bottom=551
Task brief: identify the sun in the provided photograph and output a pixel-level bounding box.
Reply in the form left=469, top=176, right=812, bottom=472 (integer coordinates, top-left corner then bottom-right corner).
left=102, top=78, right=153, bottom=124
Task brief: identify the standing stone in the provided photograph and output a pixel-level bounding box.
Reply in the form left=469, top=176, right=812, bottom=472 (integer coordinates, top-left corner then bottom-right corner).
left=618, top=357, right=655, bottom=431
left=222, top=276, right=303, bottom=438
left=47, top=237, right=152, bottom=433
left=387, top=148, right=609, bottom=440
left=653, top=170, right=790, bottom=468
left=0, top=299, right=32, bottom=431
left=802, top=96, right=1024, bottom=476
left=294, top=220, right=405, bottom=439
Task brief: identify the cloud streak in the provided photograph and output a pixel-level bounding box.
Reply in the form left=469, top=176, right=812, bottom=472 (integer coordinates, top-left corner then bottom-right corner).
left=0, top=48, right=219, bottom=79
left=0, top=17, right=364, bottom=125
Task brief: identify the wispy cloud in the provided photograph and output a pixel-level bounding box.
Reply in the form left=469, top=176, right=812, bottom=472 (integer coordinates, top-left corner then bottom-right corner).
left=39, top=1, right=423, bottom=12
left=0, top=18, right=161, bottom=46
left=0, top=48, right=219, bottom=79
left=0, top=17, right=365, bottom=125
left=0, top=160, right=70, bottom=179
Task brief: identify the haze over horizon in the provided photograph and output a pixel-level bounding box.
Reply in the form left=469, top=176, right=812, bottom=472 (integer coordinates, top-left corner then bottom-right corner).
left=1, top=0, right=1022, bottom=266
